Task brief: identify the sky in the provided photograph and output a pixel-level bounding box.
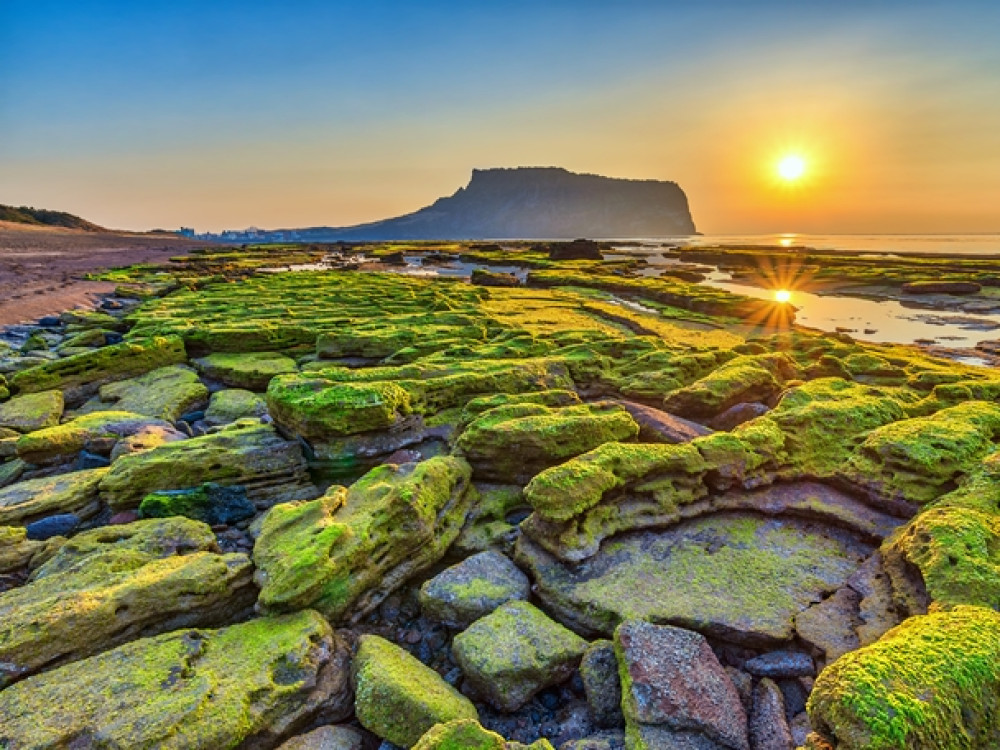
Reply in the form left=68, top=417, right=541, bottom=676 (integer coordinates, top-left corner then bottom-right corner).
left=2, top=0, right=1000, bottom=234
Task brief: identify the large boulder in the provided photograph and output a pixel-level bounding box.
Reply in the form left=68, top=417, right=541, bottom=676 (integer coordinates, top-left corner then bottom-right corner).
left=353, top=634, right=478, bottom=748
left=615, top=620, right=749, bottom=750
left=413, top=719, right=555, bottom=750
left=452, top=601, right=588, bottom=712
left=456, top=401, right=638, bottom=483
left=0, top=517, right=256, bottom=686
left=0, top=390, right=63, bottom=433
left=0, top=610, right=353, bottom=748
left=807, top=606, right=1000, bottom=749
left=0, top=468, right=107, bottom=526
left=0, top=525, right=61, bottom=574
left=254, top=456, right=473, bottom=622
left=98, top=420, right=316, bottom=510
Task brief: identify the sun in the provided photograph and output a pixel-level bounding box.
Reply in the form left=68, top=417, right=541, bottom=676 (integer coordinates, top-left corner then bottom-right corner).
left=774, top=289, right=792, bottom=303
left=777, top=155, right=806, bottom=181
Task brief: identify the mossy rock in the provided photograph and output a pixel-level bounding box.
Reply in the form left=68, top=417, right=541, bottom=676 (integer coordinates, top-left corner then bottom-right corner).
left=353, top=634, right=478, bottom=748
left=0, top=468, right=107, bottom=526
left=193, top=351, right=298, bottom=391
left=846, top=401, right=1000, bottom=505
left=15, top=410, right=177, bottom=466
left=452, top=601, right=588, bottom=711
left=883, top=505, right=1000, bottom=611
left=79, top=364, right=208, bottom=422
left=31, top=515, right=217, bottom=579
left=456, top=401, right=639, bottom=483
left=660, top=353, right=798, bottom=419
left=517, top=510, right=875, bottom=645
left=0, top=610, right=353, bottom=748
left=99, top=420, right=315, bottom=510
left=418, top=550, right=530, bottom=628
left=254, top=456, right=473, bottom=622
left=413, top=719, right=557, bottom=750
left=520, top=440, right=713, bottom=561
left=267, top=375, right=414, bottom=437
left=0, top=519, right=256, bottom=686
left=138, top=482, right=257, bottom=526
left=765, top=378, right=910, bottom=478
left=0, top=390, right=64, bottom=433
left=807, top=606, right=1000, bottom=749
left=204, top=388, right=268, bottom=425
left=9, top=335, right=186, bottom=400
left=0, top=525, right=61, bottom=574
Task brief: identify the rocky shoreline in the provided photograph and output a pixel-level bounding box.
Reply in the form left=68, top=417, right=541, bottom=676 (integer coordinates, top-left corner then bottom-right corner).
left=1, top=242, right=998, bottom=749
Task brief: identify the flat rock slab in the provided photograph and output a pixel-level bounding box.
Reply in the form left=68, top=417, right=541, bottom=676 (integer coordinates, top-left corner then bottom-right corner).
left=519, top=511, right=874, bottom=646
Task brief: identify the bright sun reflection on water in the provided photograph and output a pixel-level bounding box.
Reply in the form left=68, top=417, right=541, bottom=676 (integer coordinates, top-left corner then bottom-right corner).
left=774, top=289, right=792, bottom=303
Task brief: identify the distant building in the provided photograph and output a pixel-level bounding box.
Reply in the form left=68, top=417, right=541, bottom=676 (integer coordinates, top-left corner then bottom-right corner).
left=178, top=227, right=196, bottom=237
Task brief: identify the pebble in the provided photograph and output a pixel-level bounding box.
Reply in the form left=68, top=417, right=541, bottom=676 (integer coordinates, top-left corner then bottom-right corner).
left=744, top=651, right=815, bottom=679
left=26, top=513, right=80, bottom=540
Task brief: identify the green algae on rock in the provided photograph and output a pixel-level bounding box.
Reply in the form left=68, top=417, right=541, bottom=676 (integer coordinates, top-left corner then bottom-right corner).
left=99, top=420, right=315, bottom=509
left=30, top=515, right=218, bottom=579
left=419, top=550, right=530, bottom=629
left=0, top=467, right=107, bottom=526
left=14, top=410, right=176, bottom=465
left=353, top=634, right=478, bottom=748
left=456, top=401, right=639, bottom=483
left=807, top=606, right=1000, bottom=750
left=660, top=352, right=799, bottom=420
left=9, top=335, right=187, bottom=401
left=204, top=388, right=269, bottom=425
left=518, top=511, right=875, bottom=645
left=79, top=364, right=208, bottom=422
left=0, top=390, right=64, bottom=433
left=255, top=456, right=473, bottom=622
left=0, top=525, right=61, bottom=574
left=845, top=401, right=1000, bottom=506
left=267, top=375, right=414, bottom=437
left=0, top=610, right=353, bottom=749
left=193, top=351, right=299, bottom=390
left=412, top=719, right=556, bottom=750
left=452, top=600, right=588, bottom=712
left=882, top=504, right=1000, bottom=611
left=0, top=517, right=256, bottom=686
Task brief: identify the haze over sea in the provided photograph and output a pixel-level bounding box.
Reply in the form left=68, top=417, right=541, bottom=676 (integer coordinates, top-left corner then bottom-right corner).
left=674, top=234, right=1000, bottom=256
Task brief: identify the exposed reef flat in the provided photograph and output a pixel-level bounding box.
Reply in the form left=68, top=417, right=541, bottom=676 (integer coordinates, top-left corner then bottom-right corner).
left=0, top=241, right=999, bottom=749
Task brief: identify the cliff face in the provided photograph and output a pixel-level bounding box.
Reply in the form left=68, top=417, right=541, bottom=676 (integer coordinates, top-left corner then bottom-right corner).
left=303, top=167, right=696, bottom=240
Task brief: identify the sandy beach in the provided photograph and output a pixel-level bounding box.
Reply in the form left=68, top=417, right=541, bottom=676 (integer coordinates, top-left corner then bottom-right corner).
left=0, top=221, right=210, bottom=325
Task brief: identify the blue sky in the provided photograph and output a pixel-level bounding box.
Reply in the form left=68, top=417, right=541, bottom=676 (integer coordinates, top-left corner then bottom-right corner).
left=2, top=1, right=999, bottom=232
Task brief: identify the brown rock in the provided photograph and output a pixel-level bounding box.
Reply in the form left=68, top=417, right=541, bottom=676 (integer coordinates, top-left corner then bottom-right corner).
left=617, top=400, right=714, bottom=443
left=707, top=402, right=770, bottom=431
left=615, top=620, right=749, bottom=750
left=749, top=678, right=793, bottom=750
left=794, top=587, right=861, bottom=664
left=276, top=725, right=365, bottom=750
